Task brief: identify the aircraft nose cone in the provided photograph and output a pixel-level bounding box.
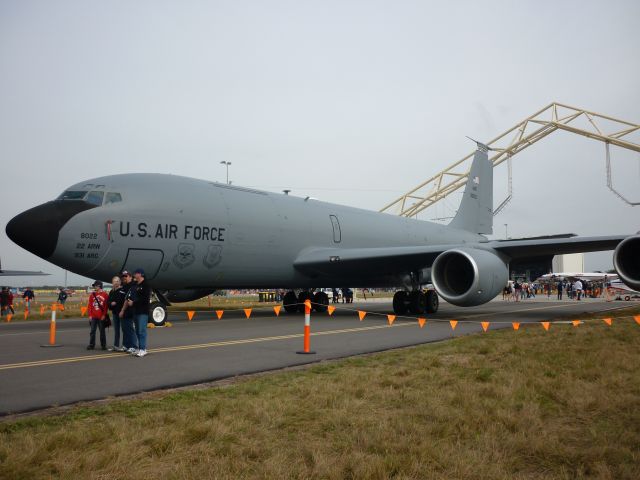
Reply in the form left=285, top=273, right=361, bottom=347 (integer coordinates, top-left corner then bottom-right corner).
left=6, top=201, right=97, bottom=259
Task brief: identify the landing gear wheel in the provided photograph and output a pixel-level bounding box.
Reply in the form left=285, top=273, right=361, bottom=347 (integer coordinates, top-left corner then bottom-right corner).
left=313, top=291, right=329, bottom=313
left=149, top=302, right=167, bottom=326
left=297, top=291, right=313, bottom=312
left=283, top=291, right=298, bottom=313
left=408, top=291, right=427, bottom=315
left=426, top=290, right=439, bottom=314
left=393, top=291, right=409, bottom=315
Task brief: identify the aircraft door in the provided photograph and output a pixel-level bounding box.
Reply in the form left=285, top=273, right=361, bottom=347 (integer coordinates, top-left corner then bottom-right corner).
left=330, top=215, right=341, bottom=243
left=121, top=248, right=164, bottom=280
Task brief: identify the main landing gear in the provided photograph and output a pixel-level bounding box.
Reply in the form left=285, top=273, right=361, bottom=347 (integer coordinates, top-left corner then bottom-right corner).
left=392, top=290, right=438, bottom=315
left=282, top=290, right=329, bottom=314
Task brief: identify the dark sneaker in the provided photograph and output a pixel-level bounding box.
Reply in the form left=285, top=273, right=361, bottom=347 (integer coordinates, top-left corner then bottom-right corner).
left=86, top=345, right=95, bottom=350
left=101, top=345, right=107, bottom=350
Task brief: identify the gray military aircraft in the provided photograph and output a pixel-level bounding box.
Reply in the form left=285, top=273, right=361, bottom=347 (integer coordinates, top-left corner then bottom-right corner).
left=6, top=143, right=640, bottom=325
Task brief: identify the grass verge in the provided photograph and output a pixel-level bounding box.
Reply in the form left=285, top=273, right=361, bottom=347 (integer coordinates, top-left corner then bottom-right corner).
left=1, top=311, right=639, bottom=479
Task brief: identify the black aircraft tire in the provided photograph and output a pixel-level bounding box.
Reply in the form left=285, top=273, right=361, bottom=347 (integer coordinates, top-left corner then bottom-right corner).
left=297, top=291, right=313, bottom=312
left=313, top=291, right=329, bottom=313
left=625, top=295, right=631, bottom=301
left=283, top=291, right=298, bottom=314
left=426, top=290, right=439, bottom=314
left=149, top=302, right=167, bottom=326
left=409, top=291, right=427, bottom=315
left=393, top=291, right=409, bottom=315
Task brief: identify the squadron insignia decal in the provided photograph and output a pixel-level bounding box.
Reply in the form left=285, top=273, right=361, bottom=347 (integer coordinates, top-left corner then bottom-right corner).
left=173, top=243, right=196, bottom=269
left=203, top=245, right=223, bottom=269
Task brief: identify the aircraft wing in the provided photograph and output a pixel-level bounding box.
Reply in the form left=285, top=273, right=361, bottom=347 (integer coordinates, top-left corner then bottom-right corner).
left=0, top=259, right=48, bottom=276
left=0, top=270, right=49, bottom=276
left=488, top=235, right=626, bottom=259
left=294, top=235, right=627, bottom=277
left=294, top=244, right=459, bottom=276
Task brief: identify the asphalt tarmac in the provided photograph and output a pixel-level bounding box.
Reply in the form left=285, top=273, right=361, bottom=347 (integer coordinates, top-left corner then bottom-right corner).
left=0, top=297, right=627, bottom=415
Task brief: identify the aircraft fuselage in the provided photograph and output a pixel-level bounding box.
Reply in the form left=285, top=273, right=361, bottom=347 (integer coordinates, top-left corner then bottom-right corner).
left=8, top=173, right=482, bottom=290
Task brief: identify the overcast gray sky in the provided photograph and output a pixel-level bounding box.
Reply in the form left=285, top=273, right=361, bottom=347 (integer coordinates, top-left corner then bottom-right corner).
left=1, top=0, right=639, bottom=287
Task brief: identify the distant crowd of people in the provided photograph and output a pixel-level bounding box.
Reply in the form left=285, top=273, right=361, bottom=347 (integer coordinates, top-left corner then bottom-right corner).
left=502, top=281, right=538, bottom=302
left=503, top=279, right=608, bottom=302
left=1, top=287, right=37, bottom=316
left=87, top=268, right=151, bottom=357
left=332, top=288, right=354, bottom=303
left=1, top=286, right=70, bottom=316
left=551, top=279, right=607, bottom=300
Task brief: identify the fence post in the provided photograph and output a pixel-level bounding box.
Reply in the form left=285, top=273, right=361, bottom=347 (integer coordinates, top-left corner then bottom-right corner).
left=296, top=299, right=316, bottom=354
left=41, top=303, right=63, bottom=348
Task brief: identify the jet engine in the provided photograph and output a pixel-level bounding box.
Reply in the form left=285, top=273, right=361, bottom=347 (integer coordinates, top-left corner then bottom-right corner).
left=431, top=248, right=508, bottom=307
left=613, top=235, right=640, bottom=291
left=164, top=289, right=217, bottom=303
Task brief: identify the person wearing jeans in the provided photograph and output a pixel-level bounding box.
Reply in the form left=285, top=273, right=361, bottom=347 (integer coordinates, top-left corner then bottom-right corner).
left=129, top=268, right=152, bottom=357
left=119, top=271, right=137, bottom=353
left=87, top=280, right=109, bottom=350
left=107, top=275, right=126, bottom=352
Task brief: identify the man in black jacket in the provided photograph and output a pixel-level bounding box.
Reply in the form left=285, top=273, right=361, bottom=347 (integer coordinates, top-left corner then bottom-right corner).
left=57, top=288, right=68, bottom=310
left=128, top=268, right=152, bottom=357
left=119, top=271, right=137, bottom=354
left=556, top=280, right=564, bottom=300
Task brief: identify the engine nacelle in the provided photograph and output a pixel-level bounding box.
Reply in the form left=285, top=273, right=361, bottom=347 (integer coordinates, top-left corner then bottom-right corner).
left=432, top=248, right=508, bottom=307
left=613, top=235, right=640, bottom=291
left=164, top=289, right=217, bottom=303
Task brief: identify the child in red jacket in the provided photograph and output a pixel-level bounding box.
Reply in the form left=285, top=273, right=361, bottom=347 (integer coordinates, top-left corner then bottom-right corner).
left=87, top=280, right=109, bottom=350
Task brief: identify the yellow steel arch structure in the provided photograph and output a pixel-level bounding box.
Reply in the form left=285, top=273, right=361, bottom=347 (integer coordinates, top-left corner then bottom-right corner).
left=380, top=102, right=640, bottom=217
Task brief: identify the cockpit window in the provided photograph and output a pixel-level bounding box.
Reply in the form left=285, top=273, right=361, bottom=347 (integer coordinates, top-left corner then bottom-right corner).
left=104, top=192, right=122, bottom=204
left=85, top=191, right=104, bottom=206
left=57, top=190, right=88, bottom=200
left=56, top=189, right=116, bottom=206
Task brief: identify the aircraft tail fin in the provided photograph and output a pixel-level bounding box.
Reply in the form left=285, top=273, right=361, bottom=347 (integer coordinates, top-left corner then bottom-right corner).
left=448, top=142, right=493, bottom=235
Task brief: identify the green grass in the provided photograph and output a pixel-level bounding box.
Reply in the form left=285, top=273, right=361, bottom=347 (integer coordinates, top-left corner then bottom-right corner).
left=1, top=310, right=639, bottom=479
